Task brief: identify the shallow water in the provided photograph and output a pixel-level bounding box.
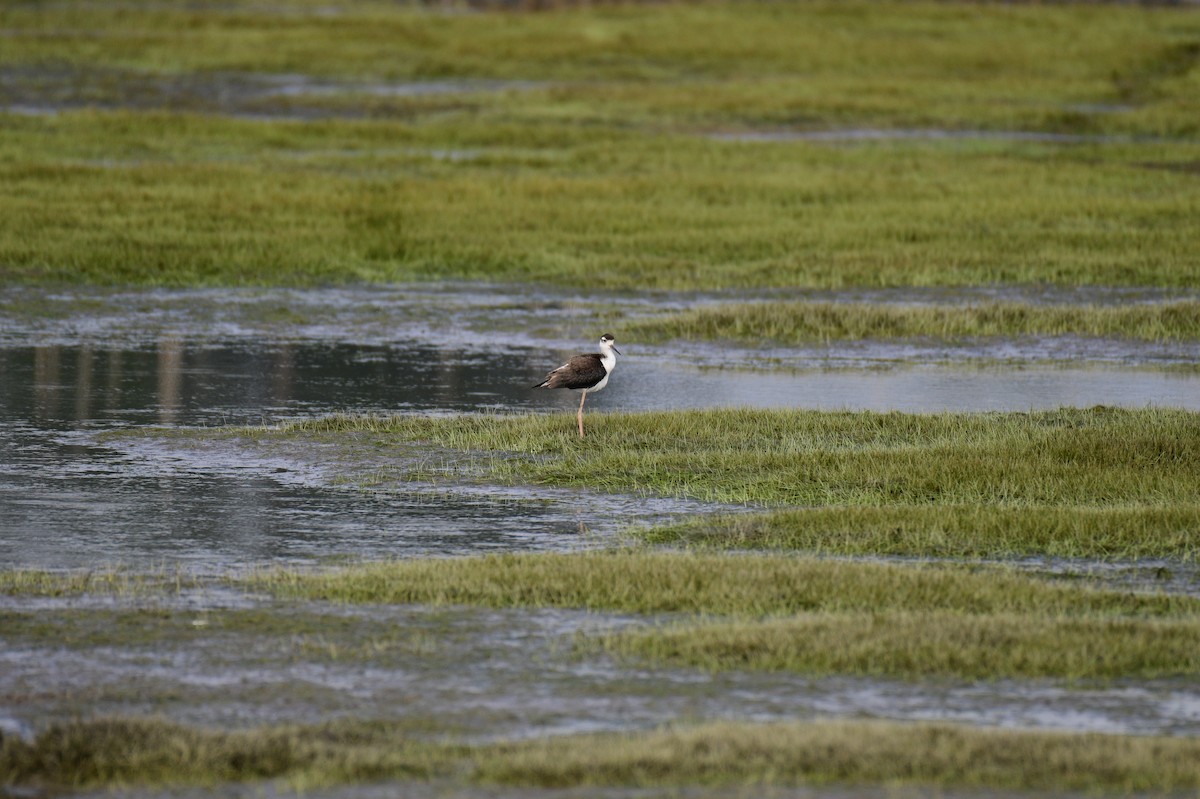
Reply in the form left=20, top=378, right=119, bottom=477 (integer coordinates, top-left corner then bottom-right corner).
left=2, top=285, right=1200, bottom=570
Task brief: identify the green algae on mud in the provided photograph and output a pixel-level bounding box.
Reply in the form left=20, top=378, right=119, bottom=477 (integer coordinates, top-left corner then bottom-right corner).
left=4, top=716, right=1200, bottom=793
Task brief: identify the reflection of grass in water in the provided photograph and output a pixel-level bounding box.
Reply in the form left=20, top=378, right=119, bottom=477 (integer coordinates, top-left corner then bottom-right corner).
left=4, top=715, right=1200, bottom=792
left=623, top=300, right=1200, bottom=344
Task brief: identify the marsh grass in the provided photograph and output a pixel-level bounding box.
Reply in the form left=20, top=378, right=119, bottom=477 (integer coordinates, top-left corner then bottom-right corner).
left=3, top=114, right=1197, bottom=289
left=245, top=551, right=1197, bottom=618
left=2, top=1, right=1199, bottom=289
left=245, top=551, right=1200, bottom=680
left=0, top=604, right=441, bottom=663
left=266, top=408, right=1200, bottom=561
left=5, top=716, right=1200, bottom=792
left=1, top=1, right=1196, bottom=134
left=623, top=300, right=1200, bottom=344
left=645, top=505, right=1200, bottom=560
left=600, top=611, right=1200, bottom=680
left=0, top=566, right=192, bottom=597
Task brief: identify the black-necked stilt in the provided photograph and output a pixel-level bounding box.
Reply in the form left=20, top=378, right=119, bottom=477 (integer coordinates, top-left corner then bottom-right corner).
left=533, top=333, right=620, bottom=438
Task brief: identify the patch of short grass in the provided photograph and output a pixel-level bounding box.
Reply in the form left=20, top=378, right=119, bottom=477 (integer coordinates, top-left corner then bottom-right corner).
left=4, top=716, right=1200, bottom=793
left=623, top=300, right=1200, bottom=344
left=645, top=505, right=1200, bottom=560
left=0, top=605, right=438, bottom=662
left=2, top=1, right=1197, bottom=135
left=601, top=610, right=1200, bottom=681
left=264, top=408, right=1200, bottom=561
left=244, top=551, right=1196, bottom=618
left=0, top=566, right=190, bottom=597
left=244, top=551, right=1200, bottom=681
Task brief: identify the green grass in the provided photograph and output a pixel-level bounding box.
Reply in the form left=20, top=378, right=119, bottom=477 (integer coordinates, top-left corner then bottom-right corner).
left=10, top=548, right=1200, bottom=681
left=623, top=300, right=1200, bottom=344
left=243, top=550, right=1197, bottom=617
left=645, top=505, right=1200, bottom=560
left=602, top=610, right=1200, bottom=680
left=244, top=551, right=1200, bottom=680
left=0, top=566, right=193, bottom=597
left=2, top=0, right=1199, bottom=288
left=3, top=114, right=1197, bottom=289
left=1, top=1, right=1197, bottom=134
left=5, top=716, right=1200, bottom=793
left=257, top=407, right=1200, bottom=560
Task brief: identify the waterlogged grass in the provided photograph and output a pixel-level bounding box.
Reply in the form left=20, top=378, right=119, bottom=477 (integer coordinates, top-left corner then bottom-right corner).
left=624, top=300, right=1200, bottom=344
left=5, top=716, right=1200, bottom=793
left=264, top=407, right=1200, bottom=560
left=0, top=604, right=441, bottom=664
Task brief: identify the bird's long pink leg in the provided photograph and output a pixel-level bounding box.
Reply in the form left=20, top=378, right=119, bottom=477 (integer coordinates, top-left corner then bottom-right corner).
left=577, top=391, right=587, bottom=438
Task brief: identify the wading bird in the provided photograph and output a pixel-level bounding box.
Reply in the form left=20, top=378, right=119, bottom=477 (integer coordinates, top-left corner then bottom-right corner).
left=533, top=333, right=620, bottom=438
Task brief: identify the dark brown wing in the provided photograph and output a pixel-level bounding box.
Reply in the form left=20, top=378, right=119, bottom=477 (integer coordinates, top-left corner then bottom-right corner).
left=533, top=353, right=607, bottom=390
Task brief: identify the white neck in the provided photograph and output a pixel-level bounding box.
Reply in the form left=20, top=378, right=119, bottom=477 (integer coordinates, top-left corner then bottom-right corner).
left=599, top=344, right=617, bottom=371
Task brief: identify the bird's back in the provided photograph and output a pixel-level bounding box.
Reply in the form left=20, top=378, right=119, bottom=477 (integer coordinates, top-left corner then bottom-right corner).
left=534, top=353, right=607, bottom=390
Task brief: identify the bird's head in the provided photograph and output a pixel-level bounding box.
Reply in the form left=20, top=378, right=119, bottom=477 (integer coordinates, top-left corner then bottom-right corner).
left=599, top=333, right=621, bottom=355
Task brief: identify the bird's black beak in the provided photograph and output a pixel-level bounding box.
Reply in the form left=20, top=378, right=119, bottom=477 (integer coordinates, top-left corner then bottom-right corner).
left=612, top=346, right=622, bottom=355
